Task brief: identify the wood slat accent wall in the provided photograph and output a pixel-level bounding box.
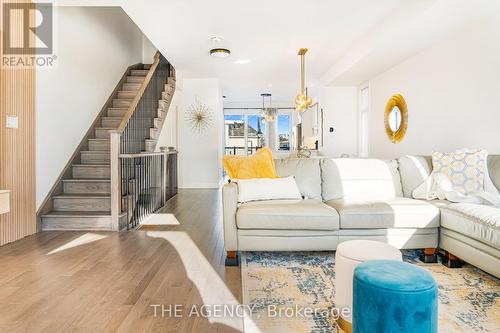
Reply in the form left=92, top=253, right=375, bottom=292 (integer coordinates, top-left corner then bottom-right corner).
left=0, top=0, right=37, bottom=246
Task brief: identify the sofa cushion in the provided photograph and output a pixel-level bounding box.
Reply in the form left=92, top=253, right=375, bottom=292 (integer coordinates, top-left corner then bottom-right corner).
left=398, top=155, right=432, bottom=198
left=321, top=158, right=403, bottom=201
left=274, top=158, right=322, bottom=200
left=429, top=199, right=452, bottom=208
left=325, top=198, right=440, bottom=229
left=440, top=203, right=500, bottom=249
left=236, top=176, right=302, bottom=203
left=236, top=199, right=339, bottom=230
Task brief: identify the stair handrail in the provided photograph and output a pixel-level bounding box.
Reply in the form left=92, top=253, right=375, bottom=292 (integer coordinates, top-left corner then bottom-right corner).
left=117, top=51, right=162, bottom=133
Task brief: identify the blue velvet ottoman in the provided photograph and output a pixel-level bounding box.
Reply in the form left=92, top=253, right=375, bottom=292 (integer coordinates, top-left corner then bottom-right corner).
left=352, top=260, right=437, bottom=333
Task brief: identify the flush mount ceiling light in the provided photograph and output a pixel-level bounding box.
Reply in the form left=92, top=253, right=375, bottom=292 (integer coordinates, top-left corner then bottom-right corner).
left=210, top=48, right=231, bottom=58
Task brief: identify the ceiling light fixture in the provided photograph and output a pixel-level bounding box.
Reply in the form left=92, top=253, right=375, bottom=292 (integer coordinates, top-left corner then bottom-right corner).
left=210, top=48, right=231, bottom=58
left=260, top=93, right=277, bottom=122
left=295, top=48, right=313, bottom=113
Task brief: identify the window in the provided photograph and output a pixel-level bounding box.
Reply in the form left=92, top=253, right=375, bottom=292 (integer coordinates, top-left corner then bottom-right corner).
left=223, top=111, right=292, bottom=155
left=224, top=115, right=245, bottom=155
left=277, top=114, right=291, bottom=150
left=247, top=115, right=265, bottom=154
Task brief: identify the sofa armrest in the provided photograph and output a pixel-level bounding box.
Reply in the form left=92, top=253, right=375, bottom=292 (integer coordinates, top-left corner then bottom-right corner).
left=222, top=182, right=238, bottom=251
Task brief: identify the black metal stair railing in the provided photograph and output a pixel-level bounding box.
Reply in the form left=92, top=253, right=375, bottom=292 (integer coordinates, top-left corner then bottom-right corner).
left=120, top=149, right=177, bottom=229
left=110, top=51, right=177, bottom=230
left=120, top=53, right=170, bottom=154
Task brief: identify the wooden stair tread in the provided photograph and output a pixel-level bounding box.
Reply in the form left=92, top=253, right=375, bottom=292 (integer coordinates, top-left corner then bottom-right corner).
left=52, top=194, right=111, bottom=198
left=73, top=164, right=110, bottom=167
left=126, top=77, right=145, bottom=83
left=62, top=179, right=110, bottom=183
left=42, top=211, right=111, bottom=217
left=130, top=69, right=149, bottom=76
left=80, top=151, right=110, bottom=154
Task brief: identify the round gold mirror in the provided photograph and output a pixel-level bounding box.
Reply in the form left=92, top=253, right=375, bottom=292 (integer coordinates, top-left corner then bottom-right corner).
left=384, top=94, right=408, bottom=143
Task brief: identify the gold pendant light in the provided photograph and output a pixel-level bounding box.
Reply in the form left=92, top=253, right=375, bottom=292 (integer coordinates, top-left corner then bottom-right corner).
left=295, top=48, right=313, bottom=113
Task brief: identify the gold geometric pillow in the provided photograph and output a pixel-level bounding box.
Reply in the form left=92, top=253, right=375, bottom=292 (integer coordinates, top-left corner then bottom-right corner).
left=431, top=149, right=486, bottom=195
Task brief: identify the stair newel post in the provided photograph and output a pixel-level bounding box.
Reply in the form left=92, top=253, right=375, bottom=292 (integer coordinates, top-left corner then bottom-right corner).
left=160, top=146, right=168, bottom=205
left=110, top=130, right=122, bottom=231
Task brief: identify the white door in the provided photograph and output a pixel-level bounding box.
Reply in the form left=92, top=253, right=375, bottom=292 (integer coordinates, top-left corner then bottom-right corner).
left=358, top=84, right=369, bottom=157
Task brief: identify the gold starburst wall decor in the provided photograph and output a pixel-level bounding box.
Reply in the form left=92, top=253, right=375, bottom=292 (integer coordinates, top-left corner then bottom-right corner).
left=185, top=99, right=214, bottom=133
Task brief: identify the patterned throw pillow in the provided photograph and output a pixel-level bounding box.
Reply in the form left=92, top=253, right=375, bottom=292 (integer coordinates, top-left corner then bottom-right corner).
left=431, top=149, right=486, bottom=195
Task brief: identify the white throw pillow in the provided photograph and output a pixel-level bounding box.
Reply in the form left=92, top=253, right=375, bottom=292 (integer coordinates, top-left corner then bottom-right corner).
left=235, top=176, right=302, bottom=203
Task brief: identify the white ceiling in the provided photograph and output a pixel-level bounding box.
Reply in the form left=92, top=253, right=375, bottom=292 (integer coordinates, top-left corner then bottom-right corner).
left=321, top=0, right=500, bottom=86
left=119, top=0, right=406, bottom=104
left=57, top=0, right=500, bottom=104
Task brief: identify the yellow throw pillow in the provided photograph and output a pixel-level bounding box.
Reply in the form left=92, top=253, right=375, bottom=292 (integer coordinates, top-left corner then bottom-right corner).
left=223, top=147, right=278, bottom=179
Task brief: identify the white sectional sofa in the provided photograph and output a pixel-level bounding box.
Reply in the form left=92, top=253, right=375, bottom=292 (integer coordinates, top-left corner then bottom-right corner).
left=398, top=155, right=500, bottom=277
left=222, top=156, right=500, bottom=278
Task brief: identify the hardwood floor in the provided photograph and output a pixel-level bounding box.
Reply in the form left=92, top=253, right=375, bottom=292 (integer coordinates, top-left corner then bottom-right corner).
left=0, top=189, right=243, bottom=333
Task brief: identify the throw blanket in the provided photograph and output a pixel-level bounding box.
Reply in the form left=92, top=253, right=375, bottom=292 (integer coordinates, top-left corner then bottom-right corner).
left=413, top=149, right=500, bottom=207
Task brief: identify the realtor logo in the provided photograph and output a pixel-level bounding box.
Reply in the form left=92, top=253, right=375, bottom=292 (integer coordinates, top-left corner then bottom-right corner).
left=2, top=1, right=55, bottom=67
left=2, top=2, right=53, bottom=54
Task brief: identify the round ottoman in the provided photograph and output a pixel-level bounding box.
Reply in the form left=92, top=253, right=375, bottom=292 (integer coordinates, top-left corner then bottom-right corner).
left=335, top=240, right=402, bottom=332
left=353, top=260, right=438, bottom=333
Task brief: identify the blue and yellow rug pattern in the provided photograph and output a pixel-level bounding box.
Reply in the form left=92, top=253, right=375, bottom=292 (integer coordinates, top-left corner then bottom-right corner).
left=241, top=250, right=500, bottom=333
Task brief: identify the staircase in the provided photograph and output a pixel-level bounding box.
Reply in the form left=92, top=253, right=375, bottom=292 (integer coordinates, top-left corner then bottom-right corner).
left=145, top=81, right=175, bottom=152
left=39, top=57, right=176, bottom=231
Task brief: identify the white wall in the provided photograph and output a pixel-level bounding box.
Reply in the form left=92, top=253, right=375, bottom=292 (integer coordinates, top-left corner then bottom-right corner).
left=367, top=16, right=500, bottom=159
left=155, top=90, right=180, bottom=150
left=142, top=35, right=157, bottom=64
left=311, top=86, right=358, bottom=157
left=156, top=70, right=182, bottom=151
left=36, top=7, right=144, bottom=208
left=178, top=78, right=223, bottom=188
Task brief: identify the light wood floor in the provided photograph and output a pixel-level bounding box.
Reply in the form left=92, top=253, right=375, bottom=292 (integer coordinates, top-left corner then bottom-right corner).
left=0, top=189, right=243, bottom=333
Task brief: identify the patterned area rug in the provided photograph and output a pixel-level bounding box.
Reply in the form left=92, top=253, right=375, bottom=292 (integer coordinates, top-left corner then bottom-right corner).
left=241, top=250, right=500, bottom=333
